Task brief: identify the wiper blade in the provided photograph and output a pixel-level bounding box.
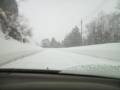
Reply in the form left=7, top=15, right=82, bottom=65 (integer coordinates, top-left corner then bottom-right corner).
left=0, top=68, right=119, bottom=80
left=0, top=68, right=60, bottom=74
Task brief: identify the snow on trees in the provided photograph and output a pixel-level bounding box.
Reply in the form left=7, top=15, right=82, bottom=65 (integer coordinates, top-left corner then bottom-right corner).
left=0, top=0, right=34, bottom=44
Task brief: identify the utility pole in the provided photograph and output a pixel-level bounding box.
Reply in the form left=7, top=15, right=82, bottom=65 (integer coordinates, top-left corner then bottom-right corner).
left=81, top=19, right=82, bottom=46
left=117, top=24, right=119, bottom=42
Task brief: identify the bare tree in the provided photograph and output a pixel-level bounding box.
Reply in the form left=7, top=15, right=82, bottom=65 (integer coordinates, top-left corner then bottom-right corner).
left=116, top=1, right=120, bottom=9
left=85, top=10, right=120, bottom=45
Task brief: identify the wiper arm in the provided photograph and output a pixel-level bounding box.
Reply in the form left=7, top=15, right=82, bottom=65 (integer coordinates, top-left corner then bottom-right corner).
left=0, top=68, right=120, bottom=80
left=0, top=68, right=60, bottom=74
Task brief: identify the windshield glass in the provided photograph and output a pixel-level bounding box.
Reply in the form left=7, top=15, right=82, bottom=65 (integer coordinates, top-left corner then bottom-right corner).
left=0, top=0, right=120, bottom=79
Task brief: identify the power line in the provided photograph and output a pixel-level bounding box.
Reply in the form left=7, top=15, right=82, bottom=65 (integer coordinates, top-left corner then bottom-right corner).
left=83, top=0, right=106, bottom=21
left=56, top=0, right=111, bottom=41
left=76, top=0, right=108, bottom=27
left=83, top=0, right=110, bottom=22
left=80, top=0, right=110, bottom=32
left=79, top=0, right=110, bottom=45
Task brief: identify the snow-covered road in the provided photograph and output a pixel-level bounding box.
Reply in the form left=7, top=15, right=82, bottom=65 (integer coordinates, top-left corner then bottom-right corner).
left=1, top=49, right=120, bottom=70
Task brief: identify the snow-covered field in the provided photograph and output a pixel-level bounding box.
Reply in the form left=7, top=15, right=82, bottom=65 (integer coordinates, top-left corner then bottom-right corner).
left=0, top=31, right=43, bottom=66
left=59, top=43, right=120, bottom=79
left=1, top=49, right=120, bottom=69
left=0, top=6, right=120, bottom=79
left=0, top=30, right=120, bottom=79
left=60, top=43, right=120, bottom=61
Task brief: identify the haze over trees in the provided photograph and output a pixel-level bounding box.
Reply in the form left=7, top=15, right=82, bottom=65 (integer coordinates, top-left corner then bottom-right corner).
left=41, top=1, right=120, bottom=48
left=82, top=1, right=120, bottom=46
left=84, top=10, right=120, bottom=45
left=0, top=0, right=119, bottom=47
left=41, top=37, right=61, bottom=48
left=41, top=26, right=82, bottom=48
left=63, top=26, right=81, bottom=47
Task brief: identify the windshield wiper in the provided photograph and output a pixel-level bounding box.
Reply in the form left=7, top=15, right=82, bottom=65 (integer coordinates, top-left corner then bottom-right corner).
left=0, top=68, right=120, bottom=80
left=0, top=68, right=60, bottom=74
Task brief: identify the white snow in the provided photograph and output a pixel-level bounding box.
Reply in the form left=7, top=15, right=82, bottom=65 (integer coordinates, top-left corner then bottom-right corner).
left=61, top=64, right=120, bottom=79
left=60, top=43, right=120, bottom=61
left=1, top=49, right=120, bottom=69
left=0, top=28, right=5, bottom=39
left=59, top=44, right=120, bottom=79
left=0, top=27, right=120, bottom=79
left=0, top=31, right=43, bottom=66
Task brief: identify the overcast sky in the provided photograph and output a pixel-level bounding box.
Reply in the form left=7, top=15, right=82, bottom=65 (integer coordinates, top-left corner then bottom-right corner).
left=18, top=0, right=118, bottom=42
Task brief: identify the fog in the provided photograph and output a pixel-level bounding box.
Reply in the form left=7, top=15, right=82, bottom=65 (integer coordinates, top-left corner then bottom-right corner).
left=18, top=0, right=118, bottom=42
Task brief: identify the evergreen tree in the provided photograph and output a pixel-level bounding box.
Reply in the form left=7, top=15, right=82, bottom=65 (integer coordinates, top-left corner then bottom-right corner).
left=63, top=26, right=81, bottom=47
left=50, top=37, right=57, bottom=48
left=0, top=0, right=18, bottom=18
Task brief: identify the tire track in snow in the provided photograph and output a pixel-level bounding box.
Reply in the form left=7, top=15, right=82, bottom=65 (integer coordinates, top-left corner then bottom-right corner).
left=61, top=50, right=120, bottom=61
left=0, top=50, right=44, bottom=67
left=54, top=50, right=118, bottom=65
left=1, top=49, right=120, bottom=70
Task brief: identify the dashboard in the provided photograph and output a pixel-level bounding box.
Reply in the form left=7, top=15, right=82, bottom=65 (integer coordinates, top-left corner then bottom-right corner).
left=0, top=72, right=120, bottom=90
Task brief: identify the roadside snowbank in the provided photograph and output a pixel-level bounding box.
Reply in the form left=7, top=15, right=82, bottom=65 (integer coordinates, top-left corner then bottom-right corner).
left=61, top=43, right=120, bottom=61
left=0, top=31, right=43, bottom=66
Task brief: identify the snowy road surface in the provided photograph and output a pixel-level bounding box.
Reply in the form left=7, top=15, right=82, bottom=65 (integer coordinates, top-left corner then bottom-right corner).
left=1, top=49, right=120, bottom=70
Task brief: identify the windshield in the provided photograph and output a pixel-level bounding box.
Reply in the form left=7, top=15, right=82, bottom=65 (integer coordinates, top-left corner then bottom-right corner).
left=0, top=0, right=120, bottom=79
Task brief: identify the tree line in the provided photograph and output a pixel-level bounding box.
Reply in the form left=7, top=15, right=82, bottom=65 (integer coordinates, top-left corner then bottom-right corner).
left=83, top=11, right=120, bottom=45
left=0, top=0, right=119, bottom=46
left=41, top=1, right=120, bottom=48
left=41, top=26, right=82, bottom=48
